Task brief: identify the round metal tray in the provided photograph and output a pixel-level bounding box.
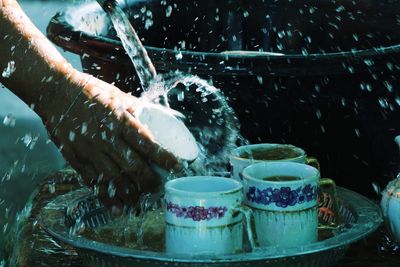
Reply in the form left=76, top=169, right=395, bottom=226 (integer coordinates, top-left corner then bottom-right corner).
left=39, top=187, right=382, bottom=267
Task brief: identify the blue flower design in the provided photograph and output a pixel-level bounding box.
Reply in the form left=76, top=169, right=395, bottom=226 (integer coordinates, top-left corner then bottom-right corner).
left=246, top=184, right=317, bottom=208
left=302, top=184, right=317, bottom=201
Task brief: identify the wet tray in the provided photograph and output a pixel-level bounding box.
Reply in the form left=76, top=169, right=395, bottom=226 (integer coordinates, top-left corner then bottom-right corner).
left=39, top=186, right=382, bottom=267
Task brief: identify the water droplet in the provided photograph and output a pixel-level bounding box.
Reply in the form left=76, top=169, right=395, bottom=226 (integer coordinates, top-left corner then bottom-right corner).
left=175, top=52, right=183, bottom=60
left=144, top=18, right=153, bottom=30
left=354, top=128, right=360, bottom=137
left=180, top=40, right=186, bottom=49
left=384, top=81, right=393, bottom=92
left=378, top=98, right=389, bottom=109
left=48, top=181, right=56, bottom=194
left=108, top=181, right=116, bottom=198
left=277, top=31, right=285, bottom=38
left=2, top=61, right=16, bottom=78
left=386, top=62, right=394, bottom=71
left=315, top=109, right=322, bottom=119
left=257, top=76, right=263, bottom=85
left=22, top=133, right=32, bottom=147
left=101, top=131, right=107, bottom=140
left=69, top=131, right=76, bottom=142
left=395, top=97, right=400, bottom=106
left=177, top=91, right=184, bottom=101
left=165, top=6, right=172, bottom=17
left=2, top=114, right=15, bottom=127
left=336, top=5, right=345, bottom=12
left=347, top=66, right=354, bottom=73
left=363, top=59, right=374, bottom=67
left=81, top=122, right=88, bottom=135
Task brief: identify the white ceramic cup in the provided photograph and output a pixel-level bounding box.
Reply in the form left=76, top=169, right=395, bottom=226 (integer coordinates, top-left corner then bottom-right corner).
left=229, top=143, right=319, bottom=181
left=164, top=176, right=256, bottom=255
left=242, top=162, right=319, bottom=248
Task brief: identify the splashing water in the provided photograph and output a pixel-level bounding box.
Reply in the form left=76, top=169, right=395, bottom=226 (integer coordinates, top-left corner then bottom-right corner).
left=2, top=61, right=16, bottom=78
left=85, top=0, right=246, bottom=250
left=100, top=0, right=243, bottom=176
left=2, top=114, right=16, bottom=127
left=135, top=193, right=152, bottom=245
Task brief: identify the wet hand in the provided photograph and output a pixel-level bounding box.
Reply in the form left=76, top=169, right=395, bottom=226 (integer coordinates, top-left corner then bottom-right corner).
left=46, top=71, right=181, bottom=215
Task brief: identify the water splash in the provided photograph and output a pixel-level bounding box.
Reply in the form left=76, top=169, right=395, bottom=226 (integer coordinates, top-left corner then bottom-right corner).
left=2, top=61, right=16, bottom=78
left=2, top=114, right=16, bottom=127
left=101, top=1, right=157, bottom=90
left=99, top=0, right=242, bottom=176
left=135, top=193, right=152, bottom=245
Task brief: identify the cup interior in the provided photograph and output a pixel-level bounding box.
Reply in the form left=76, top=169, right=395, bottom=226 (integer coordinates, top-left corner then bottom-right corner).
left=243, top=162, right=319, bottom=183
left=165, top=176, right=242, bottom=195
left=231, top=143, right=305, bottom=161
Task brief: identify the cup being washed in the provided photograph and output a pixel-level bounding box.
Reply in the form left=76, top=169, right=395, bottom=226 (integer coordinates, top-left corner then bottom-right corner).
left=164, top=176, right=256, bottom=255
left=242, top=162, right=319, bottom=248
left=229, top=143, right=319, bottom=181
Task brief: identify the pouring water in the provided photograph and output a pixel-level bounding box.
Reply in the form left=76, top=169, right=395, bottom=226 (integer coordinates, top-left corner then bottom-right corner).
left=95, top=0, right=241, bottom=177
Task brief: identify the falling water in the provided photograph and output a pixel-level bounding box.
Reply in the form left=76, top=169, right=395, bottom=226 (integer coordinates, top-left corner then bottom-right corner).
left=99, top=0, right=243, bottom=176
left=83, top=0, right=245, bottom=248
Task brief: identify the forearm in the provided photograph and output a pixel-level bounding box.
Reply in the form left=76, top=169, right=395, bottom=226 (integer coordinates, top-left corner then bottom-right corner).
left=0, top=0, right=84, bottom=120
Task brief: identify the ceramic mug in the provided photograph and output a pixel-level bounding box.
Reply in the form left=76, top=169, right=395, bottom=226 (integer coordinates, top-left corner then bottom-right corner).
left=229, top=143, right=319, bottom=181
left=242, top=162, right=319, bottom=248
left=164, top=176, right=256, bottom=255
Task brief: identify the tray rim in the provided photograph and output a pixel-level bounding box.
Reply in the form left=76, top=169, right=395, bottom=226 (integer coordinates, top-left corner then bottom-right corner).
left=39, top=186, right=382, bottom=264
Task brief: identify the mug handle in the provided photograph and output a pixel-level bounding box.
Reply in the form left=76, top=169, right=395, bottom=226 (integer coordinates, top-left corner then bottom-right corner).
left=233, top=206, right=258, bottom=251
left=318, top=178, right=341, bottom=228
left=306, top=157, right=320, bottom=170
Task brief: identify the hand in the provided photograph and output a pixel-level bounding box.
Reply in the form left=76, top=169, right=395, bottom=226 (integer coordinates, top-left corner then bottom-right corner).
left=0, top=0, right=180, bottom=215
left=46, top=71, right=180, bottom=215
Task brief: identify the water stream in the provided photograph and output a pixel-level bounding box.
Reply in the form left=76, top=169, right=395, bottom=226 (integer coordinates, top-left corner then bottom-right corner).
left=102, top=0, right=242, bottom=176
left=98, top=0, right=243, bottom=244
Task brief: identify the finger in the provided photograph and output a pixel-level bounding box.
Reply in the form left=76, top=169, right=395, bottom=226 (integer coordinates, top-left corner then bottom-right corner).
left=112, top=176, right=140, bottom=207
left=97, top=183, right=124, bottom=217
left=100, top=137, right=162, bottom=207
left=56, top=139, right=98, bottom=186
left=101, top=138, right=162, bottom=195
left=121, top=111, right=181, bottom=171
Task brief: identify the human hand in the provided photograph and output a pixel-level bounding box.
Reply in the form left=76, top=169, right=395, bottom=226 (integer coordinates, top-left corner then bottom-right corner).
left=0, top=0, right=180, bottom=215
left=46, top=71, right=180, bottom=215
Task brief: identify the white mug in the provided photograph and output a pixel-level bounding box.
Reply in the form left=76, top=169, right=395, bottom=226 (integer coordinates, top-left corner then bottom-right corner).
left=242, top=162, right=319, bottom=248
left=164, top=176, right=255, bottom=255
left=229, top=143, right=319, bottom=181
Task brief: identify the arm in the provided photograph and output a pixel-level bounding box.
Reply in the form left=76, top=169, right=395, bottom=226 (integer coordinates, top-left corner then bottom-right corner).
left=0, top=0, right=179, bottom=214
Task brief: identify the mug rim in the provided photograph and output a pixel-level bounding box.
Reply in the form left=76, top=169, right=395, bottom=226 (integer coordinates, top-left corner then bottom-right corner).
left=165, top=176, right=243, bottom=197
left=242, top=162, right=319, bottom=185
left=229, top=143, right=306, bottom=163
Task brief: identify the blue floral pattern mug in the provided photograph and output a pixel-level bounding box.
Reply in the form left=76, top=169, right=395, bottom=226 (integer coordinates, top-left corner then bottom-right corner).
left=242, top=162, right=319, bottom=248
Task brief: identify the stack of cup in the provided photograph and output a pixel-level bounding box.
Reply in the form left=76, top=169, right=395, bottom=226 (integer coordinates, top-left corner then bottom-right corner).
left=163, top=143, right=335, bottom=255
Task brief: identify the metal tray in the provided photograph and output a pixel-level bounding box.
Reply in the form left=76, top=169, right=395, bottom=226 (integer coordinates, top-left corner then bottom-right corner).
left=39, top=187, right=382, bottom=267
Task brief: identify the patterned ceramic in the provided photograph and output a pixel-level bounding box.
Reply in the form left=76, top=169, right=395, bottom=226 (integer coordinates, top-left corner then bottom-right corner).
left=242, top=162, right=319, bottom=248
left=229, top=143, right=318, bottom=181
left=381, top=176, right=400, bottom=243
left=164, top=176, right=254, bottom=255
